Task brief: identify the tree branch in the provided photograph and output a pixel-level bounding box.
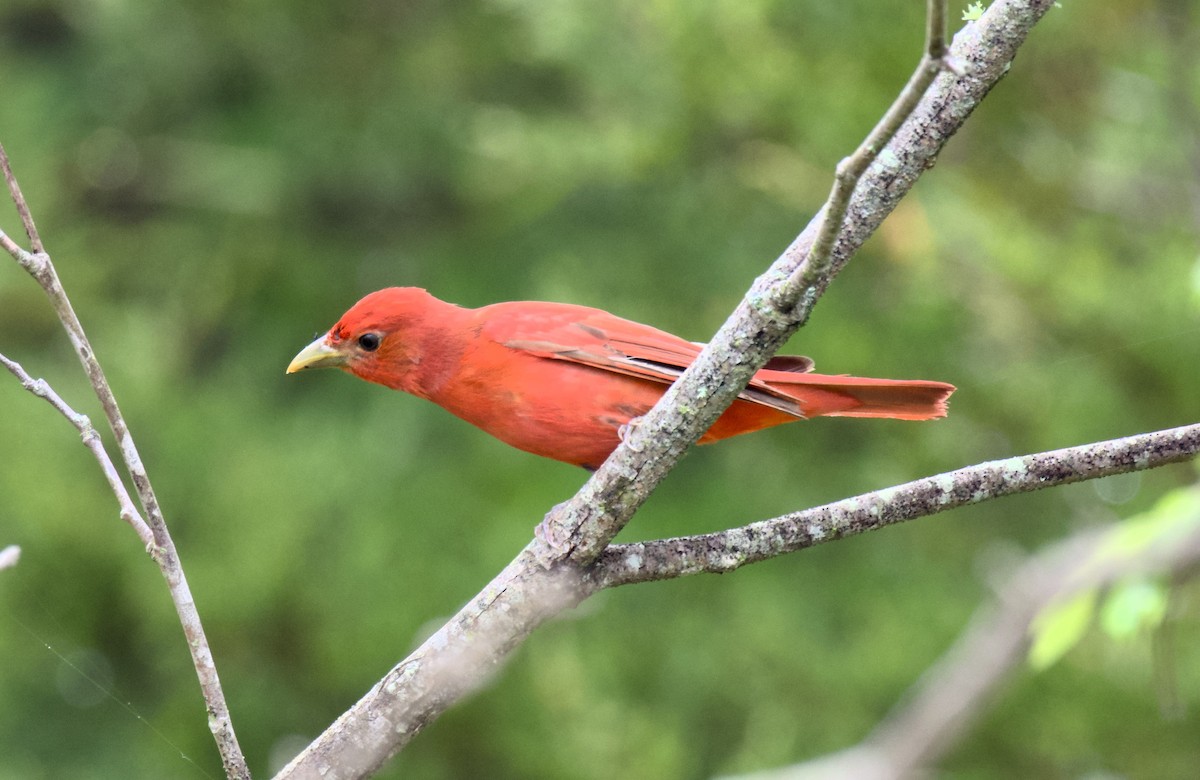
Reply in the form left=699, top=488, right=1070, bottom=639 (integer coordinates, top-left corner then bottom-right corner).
left=0, top=353, right=156, bottom=549
left=0, top=141, right=43, bottom=253
left=590, top=423, right=1200, bottom=588
left=782, top=0, right=956, bottom=300
left=277, top=2, right=1058, bottom=778
left=0, top=143, right=250, bottom=780
left=532, top=0, right=1055, bottom=568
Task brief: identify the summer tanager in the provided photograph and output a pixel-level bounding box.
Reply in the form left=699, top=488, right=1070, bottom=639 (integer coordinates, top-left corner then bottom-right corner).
left=287, top=287, right=954, bottom=469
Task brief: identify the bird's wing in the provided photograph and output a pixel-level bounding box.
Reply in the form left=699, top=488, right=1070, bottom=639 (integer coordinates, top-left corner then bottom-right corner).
left=481, top=302, right=813, bottom=415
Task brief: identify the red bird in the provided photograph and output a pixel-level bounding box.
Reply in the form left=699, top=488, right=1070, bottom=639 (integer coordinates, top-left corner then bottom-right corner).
left=287, top=288, right=954, bottom=469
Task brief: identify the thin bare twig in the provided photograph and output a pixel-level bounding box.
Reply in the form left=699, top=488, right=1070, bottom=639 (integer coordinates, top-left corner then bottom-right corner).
left=0, top=224, right=22, bottom=258
left=0, top=143, right=43, bottom=252
left=0, top=142, right=249, bottom=780
left=1, top=353, right=156, bottom=549
left=278, top=2, right=1057, bottom=778
left=782, top=0, right=954, bottom=301
left=926, top=0, right=949, bottom=60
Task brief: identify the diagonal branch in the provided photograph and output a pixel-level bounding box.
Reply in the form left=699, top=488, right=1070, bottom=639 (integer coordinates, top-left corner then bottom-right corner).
left=0, top=143, right=250, bottom=780
left=589, top=423, right=1200, bottom=588
left=277, top=2, right=1057, bottom=778
left=533, top=0, right=1055, bottom=568
left=0, top=142, right=43, bottom=252
left=782, top=0, right=957, bottom=299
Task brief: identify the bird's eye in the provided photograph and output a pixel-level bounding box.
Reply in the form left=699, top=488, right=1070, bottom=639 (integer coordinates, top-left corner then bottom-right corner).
left=357, top=333, right=381, bottom=352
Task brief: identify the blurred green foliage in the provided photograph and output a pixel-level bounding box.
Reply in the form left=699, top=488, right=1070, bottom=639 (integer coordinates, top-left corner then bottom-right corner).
left=1031, top=487, right=1200, bottom=670
left=2, top=0, right=1199, bottom=777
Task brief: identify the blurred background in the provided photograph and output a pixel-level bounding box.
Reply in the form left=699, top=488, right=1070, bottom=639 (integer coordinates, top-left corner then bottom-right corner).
left=2, top=0, right=1199, bottom=777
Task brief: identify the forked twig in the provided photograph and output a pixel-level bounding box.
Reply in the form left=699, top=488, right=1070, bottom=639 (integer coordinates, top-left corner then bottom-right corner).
left=0, top=353, right=155, bottom=548
left=0, top=143, right=249, bottom=780
left=783, top=0, right=959, bottom=301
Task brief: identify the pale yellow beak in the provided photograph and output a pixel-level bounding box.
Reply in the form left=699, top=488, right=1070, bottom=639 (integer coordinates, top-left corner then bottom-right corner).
left=286, top=336, right=347, bottom=374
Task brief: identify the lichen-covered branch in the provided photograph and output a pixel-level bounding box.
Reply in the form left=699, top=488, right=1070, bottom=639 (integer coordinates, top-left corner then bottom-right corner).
left=590, top=423, right=1200, bottom=589
left=532, top=0, right=1056, bottom=569
left=277, top=3, right=1056, bottom=778
left=0, top=143, right=250, bottom=780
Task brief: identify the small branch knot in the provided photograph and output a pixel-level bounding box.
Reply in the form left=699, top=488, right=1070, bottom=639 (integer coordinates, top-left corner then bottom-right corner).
left=23, top=250, right=53, bottom=280
left=616, top=417, right=646, bottom=450
left=834, top=156, right=857, bottom=182
left=533, top=503, right=578, bottom=568
left=751, top=287, right=803, bottom=326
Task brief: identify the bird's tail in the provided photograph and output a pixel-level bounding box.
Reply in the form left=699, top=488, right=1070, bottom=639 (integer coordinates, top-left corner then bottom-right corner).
left=760, top=372, right=955, bottom=421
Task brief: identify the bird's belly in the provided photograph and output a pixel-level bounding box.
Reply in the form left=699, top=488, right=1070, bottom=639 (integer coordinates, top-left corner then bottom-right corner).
left=432, top=358, right=799, bottom=469
left=435, top=362, right=659, bottom=468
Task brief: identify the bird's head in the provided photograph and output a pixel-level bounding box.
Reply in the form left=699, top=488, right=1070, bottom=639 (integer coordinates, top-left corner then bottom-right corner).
left=286, top=287, right=438, bottom=391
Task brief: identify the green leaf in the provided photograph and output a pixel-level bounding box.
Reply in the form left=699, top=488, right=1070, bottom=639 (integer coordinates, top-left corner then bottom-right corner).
left=1028, top=488, right=1198, bottom=670
left=962, top=2, right=986, bottom=22
left=1099, top=578, right=1168, bottom=639
left=1029, top=590, right=1097, bottom=671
